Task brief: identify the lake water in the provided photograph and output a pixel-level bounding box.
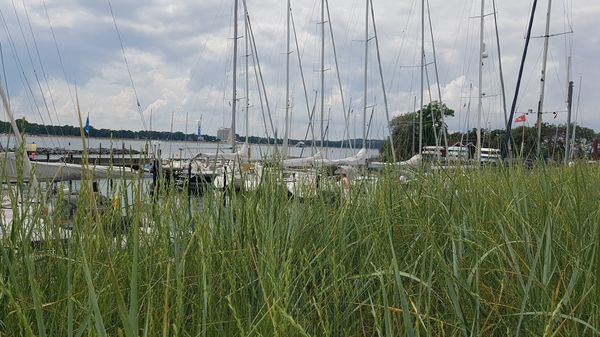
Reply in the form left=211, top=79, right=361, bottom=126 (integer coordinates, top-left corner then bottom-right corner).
left=0, top=134, right=380, bottom=160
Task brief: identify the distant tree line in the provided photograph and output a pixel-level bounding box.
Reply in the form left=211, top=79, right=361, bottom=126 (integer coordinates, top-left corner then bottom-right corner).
left=0, top=118, right=219, bottom=142
left=381, top=102, right=599, bottom=161
left=0, top=118, right=384, bottom=149
left=449, top=123, right=598, bottom=160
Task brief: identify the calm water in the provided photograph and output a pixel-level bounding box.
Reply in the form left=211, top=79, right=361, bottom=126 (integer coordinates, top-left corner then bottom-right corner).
left=1, top=134, right=379, bottom=160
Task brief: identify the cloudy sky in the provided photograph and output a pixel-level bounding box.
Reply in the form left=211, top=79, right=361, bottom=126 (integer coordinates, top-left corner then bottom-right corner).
left=0, top=0, right=597, bottom=141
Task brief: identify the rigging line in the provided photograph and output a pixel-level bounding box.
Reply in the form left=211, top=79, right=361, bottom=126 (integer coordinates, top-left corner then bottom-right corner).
left=548, top=49, right=566, bottom=101
left=370, top=0, right=395, bottom=161
left=390, top=0, right=416, bottom=88
left=424, top=58, right=439, bottom=149
left=10, top=0, right=57, bottom=132
left=21, top=0, right=65, bottom=139
left=365, top=106, right=375, bottom=142
left=41, top=0, right=75, bottom=115
left=0, top=8, right=55, bottom=146
left=339, top=0, right=359, bottom=56
left=561, top=0, right=573, bottom=76
left=512, top=47, right=543, bottom=115
left=339, top=97, right=352, bottom=151
left=440, top=0, right=473, bottom=86
left=290, top=6, right=316, bottom=149
left=389, top=0, right=417, bottom=90
left=501, top=0, right=538, bottom=160
left=246, top=8, right=275, bottom=140
left=107, top=0, right=147, bottom=131
left=325, top=0, right=352, bottom=151
left=247, top=12, right=270, bottom=143
left=185, top=4, right=228, bottom=111
left=426, top=0, right=448, bottom=150
left=456, top=1, right=475, bottom=126
left=299, top=91, right=317, bottom=157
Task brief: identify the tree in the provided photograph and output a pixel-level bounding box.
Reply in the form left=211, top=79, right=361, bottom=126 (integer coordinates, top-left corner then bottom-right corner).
left=380, top=101, right=455, bottom=161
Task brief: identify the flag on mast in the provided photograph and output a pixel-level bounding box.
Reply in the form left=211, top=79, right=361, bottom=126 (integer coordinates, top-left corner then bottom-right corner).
left=514, top=114, right=526, bottom=123
left=84, top=114, right=91, bottom=135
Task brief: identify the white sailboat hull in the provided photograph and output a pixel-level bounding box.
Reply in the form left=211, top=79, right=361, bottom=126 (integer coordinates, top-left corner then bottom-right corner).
left=1, top=152, right=142, bottom=182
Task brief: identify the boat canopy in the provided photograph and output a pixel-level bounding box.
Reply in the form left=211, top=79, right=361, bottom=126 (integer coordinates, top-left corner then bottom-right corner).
left=196, top=143, right=250, bottom=161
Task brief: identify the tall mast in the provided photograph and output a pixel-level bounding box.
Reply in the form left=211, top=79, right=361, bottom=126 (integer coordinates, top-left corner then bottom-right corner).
left=492, top=0, right=508, bottom=129
left=320, top=0, right=325, bottom=151
left=536, top=0, right=553, bottom=158
left=185, top=111, right=189, bottom=137
left=325, top=1, right=351, bottom=153
left=197, top=114, right=202, bottom=142
left=570, top=76, right=582, bottom=159
left=419, top=0, right=424, bottom=156
left=500, top=0, right=539, bottom=160
left=426, top=0, right=448, bottom=152
left=362, top=0, right=368, bottom=150
left=564, top=54, right=572, bottom=164
left=412, top=96, right=416, bottom=155
left=370, top=0, right=396, bottom=161
left=283, top=0, right=291, bottom=157
left=231, top=0, right=239, bottom=153
left=564, top=80, right=573, bottom=165
left=476, top=0, right=485, bottom=162
left=244, top=1, right=250, bottom=146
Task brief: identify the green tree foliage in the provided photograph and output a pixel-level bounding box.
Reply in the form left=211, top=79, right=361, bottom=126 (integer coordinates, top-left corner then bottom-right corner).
left=0, top=118, right=218, bottom=142
left=381, top=101, right=455, bottom=161
left=0, top=118, right=385, bottom=149
left=448, top=123, right=598, bottom=161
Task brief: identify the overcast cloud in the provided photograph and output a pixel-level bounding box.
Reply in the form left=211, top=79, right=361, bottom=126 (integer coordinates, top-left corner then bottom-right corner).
left=0, top=0, right=598, bottom=140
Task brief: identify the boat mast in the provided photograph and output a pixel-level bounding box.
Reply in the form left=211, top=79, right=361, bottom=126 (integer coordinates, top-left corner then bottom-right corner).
left=362, top=0, right=368, bottom=150
left=370, top=0, right=396, bottom=162
left=244, top=1, right=250, bottom=147
left=570, top=76, right=582, bottom=160
left=476, top=0, right=485, bottom=162
left=426, top=0, right=448, bottom=153
left=412, top=96, right=416, bottom=155
left=320, top=0, right=326, bottom=151
left=231, top=0, right=239, bottom=153
left=197, top=114, right=202, bottom=142
left=492, top=0, right=508, bottom=129
left=564, top=53, right=572, bottom=164
left=325, top=1, right=351, bottom=153
left=564, top=79, right=573, bottom=164
left=500, top=0, right=539, bottom=160
left=419, top=0, right=424, bottom=156
left=290, top=10, right=316, bottom=156
left=283, top=0, right=291, bottom=158
left=536, top=0, right=553, bottom=158
left=185, top=111, right=189, bottom=137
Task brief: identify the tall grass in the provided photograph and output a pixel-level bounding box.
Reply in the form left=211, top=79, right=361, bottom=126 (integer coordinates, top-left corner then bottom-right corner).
left=0, top=159, right=599, bottom=336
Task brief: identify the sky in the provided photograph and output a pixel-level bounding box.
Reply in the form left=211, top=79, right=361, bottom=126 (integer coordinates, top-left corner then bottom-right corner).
left=0, top=0, right=598, bottom=141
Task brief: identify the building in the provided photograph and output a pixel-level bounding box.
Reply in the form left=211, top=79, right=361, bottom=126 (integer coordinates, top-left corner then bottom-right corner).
left=217, top=128, right=232, bottom=142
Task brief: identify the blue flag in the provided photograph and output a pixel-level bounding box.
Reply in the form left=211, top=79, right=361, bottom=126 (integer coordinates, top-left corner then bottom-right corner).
left=84, top=115, right=90, bottom=135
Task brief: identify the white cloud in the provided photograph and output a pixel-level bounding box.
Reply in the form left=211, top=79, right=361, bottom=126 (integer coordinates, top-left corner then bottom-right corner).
left=1, top=0, right=598, bottom=141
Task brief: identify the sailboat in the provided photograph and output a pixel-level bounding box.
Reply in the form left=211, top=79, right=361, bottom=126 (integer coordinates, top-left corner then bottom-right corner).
left=211, top=0, right=263, bottom=192
left=286, top=0, right=384, bottom=197
left=284, top=0, right=331, bottom=197
left=0, top=75, right=139, bottom=242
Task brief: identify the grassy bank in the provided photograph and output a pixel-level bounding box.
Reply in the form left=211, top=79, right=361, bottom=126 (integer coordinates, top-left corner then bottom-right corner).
left=1, top=163, right=599, bottom=336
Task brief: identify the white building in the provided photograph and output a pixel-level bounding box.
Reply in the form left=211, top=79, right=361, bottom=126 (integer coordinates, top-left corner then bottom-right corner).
left=217, top=128, right=232, bottom=142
